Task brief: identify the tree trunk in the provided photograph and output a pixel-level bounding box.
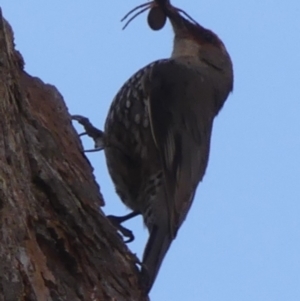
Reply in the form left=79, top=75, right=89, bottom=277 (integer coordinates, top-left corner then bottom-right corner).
left=0, top=10, right=146, bottom=301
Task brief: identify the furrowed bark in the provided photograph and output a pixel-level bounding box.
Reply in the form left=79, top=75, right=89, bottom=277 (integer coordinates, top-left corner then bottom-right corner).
left=0, top=9, right=146, bottom=301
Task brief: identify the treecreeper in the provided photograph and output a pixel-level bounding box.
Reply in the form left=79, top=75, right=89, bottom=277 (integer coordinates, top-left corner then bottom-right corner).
left=73, top=0, right=233, bottom=294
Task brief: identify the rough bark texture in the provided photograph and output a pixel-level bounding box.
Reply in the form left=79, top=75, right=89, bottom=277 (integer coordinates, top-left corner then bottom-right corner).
left=0, top=10, right=147, bottom=301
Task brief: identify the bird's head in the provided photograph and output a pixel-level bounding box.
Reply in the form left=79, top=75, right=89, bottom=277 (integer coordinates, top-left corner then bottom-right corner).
left=122, top=0, right=232, bottom=72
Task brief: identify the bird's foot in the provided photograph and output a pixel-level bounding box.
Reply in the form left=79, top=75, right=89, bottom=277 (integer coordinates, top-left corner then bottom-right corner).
left=107, top=211, right=140, bottom=243
left=72, top=115, right=105, bottom=152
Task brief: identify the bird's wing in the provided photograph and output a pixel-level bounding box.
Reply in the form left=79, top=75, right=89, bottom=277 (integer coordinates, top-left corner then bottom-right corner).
left=144, top=60, right=215, bottom=237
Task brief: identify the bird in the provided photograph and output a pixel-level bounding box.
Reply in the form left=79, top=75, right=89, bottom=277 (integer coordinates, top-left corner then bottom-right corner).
left=73, top=0, right=233, bottom=294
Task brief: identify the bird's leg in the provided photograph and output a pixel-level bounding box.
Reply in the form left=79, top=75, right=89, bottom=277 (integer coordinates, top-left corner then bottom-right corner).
left=107, top=211, right=140, bottom=243
left=72, top=115, right=138, bottom=243
left=72, top=115, right=105, bottom=152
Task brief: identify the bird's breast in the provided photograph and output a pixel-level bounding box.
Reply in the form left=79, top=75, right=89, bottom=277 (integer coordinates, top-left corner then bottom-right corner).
left=105, top=59, right=169, bottom=158
left=103, top=60, right=169, bottom=211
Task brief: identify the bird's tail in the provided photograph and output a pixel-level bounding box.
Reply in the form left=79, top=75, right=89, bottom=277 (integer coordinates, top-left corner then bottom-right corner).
left=140, top=224, right=173, bottom=294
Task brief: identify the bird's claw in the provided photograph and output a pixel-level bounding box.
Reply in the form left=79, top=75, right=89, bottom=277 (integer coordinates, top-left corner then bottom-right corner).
left=106, top=211, right=140, bottom=243
left=72, top=115, right=105, bottom=151
left=107, top=215, right=135, bottom=243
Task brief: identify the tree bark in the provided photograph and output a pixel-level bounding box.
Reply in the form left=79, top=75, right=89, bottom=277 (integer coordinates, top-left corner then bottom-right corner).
left=0, top=10, right=146, bottom=301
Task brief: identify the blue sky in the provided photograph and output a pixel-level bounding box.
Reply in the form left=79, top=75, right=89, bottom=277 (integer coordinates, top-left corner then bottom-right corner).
left=2, top=1, right=300, bottom=300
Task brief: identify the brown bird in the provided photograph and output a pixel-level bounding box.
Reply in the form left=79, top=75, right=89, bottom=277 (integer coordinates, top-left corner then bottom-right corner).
left=73, top=0, right=233, bottom=294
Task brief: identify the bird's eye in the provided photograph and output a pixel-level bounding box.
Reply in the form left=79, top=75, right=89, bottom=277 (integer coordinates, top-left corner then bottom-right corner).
left=147, top=6, right=167, bottom=31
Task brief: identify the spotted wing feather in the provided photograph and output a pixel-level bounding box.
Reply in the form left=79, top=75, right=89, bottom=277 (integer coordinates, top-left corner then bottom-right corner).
left=144, top=60, right=216, bottom=237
